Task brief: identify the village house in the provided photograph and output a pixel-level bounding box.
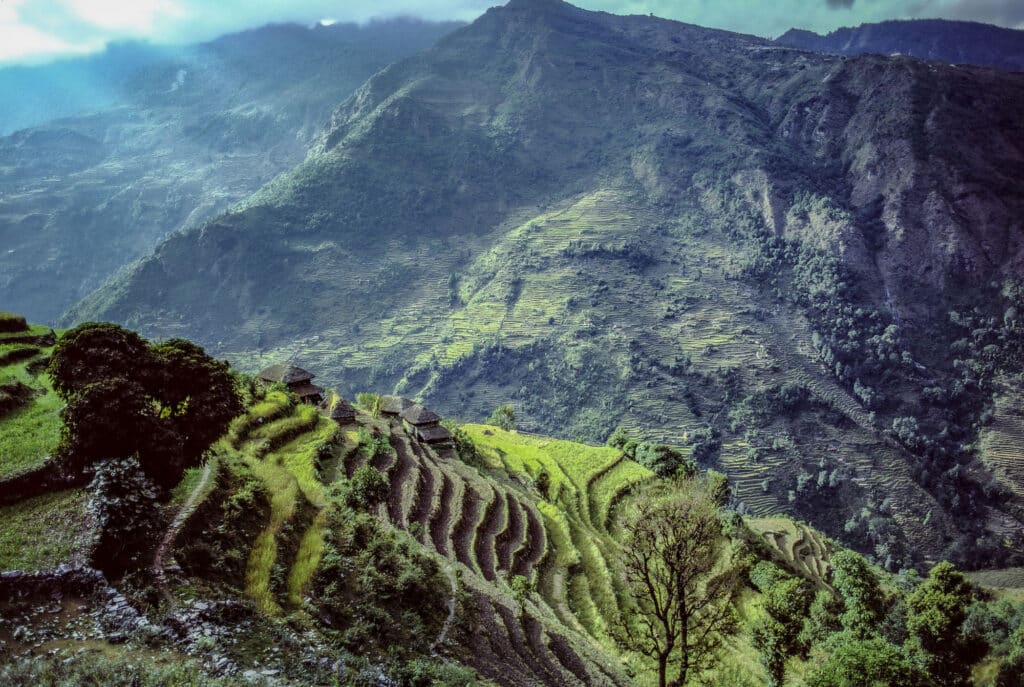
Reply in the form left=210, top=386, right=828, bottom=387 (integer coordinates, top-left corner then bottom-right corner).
left=400, top=404, right=453, bottom=448
left=323, top=396, right=357, bottom=425
left=258, top=363, right=324, bottom=405
left=380, top=395, right=414, bottom=418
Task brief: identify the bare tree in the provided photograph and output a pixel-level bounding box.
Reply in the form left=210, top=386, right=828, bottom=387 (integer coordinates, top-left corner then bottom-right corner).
left=612, top=482, right=737, bottom=687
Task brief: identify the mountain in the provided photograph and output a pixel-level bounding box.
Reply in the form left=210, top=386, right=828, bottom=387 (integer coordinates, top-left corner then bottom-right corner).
left=776, top=19, right=1024, bottom=71
left=0, top=19, right=461, bottom=323
left=70, top=0, right=1024, bottom=570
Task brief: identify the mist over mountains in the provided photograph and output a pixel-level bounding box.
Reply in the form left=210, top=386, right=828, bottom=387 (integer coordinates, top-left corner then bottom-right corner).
left=0, top=18, right=461, bottom=322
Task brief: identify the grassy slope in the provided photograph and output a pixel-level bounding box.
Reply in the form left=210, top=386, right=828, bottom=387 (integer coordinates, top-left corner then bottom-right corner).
left=0, top=489, right=91, bottom=570
left=0, top=328, right=62, bottom=478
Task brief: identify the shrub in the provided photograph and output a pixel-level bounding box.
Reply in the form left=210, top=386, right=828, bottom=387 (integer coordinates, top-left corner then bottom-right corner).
left=356, top=392, right=382, bottom=418
left=633, top=442, right=691, bottom=478
left=486, top=403, right=516, bottom=431
left=442, top=420, right=478, bottom=465
left=344, top=465, right=389, bottom=510
left=0, top=311, right=28, bottom=333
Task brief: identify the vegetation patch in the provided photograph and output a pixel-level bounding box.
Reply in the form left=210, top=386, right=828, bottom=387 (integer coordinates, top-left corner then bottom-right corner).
left=0, top=489, right=91, bottom=570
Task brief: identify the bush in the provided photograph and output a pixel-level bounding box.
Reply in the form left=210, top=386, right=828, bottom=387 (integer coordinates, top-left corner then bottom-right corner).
left=486, top=404, right=516, bottom=431
left=0, top=311, right=28, bottom=333
left=313, top=509, right=448, bottom=660
left=633, top=442, right=691, bottom=478
left=344, top=465, right=389, bottom=510
left=356, top=392, right=382, bottom=417
left=442, top=420, right=478, bottom=465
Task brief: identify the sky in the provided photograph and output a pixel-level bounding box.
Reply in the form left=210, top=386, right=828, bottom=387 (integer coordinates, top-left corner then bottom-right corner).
left=2, top=0, right=1023, bottom=65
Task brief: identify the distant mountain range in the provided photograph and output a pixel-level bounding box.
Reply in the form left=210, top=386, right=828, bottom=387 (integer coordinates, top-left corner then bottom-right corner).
left=776, top=19, right=1024, bottom=71
left=68, top=0, right=1024, bottom=567
left=0, top=18, right=461, bottom=321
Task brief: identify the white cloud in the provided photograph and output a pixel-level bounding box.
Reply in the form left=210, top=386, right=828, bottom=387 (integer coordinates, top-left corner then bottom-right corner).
left=0, top=22, right=97, bottom=62
left=63, top=0, right=185, bottom=32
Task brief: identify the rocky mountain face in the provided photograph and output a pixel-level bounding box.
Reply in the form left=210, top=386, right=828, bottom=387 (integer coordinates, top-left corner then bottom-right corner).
left=776, top=19, right=1024, bottom=71
left=0, top=19, right=461, bottom=323
left=69, top=0, right=1024, bottom=568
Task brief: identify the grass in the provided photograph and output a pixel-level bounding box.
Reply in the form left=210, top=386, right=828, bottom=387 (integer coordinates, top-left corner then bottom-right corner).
left=287, top=508, right=329, bottom=606
left=464, top=424, right=642, bottom=512
left=245, top=453, right=301, bottom=614
left=966, top=567, right=1024, bottom=590
left=0, top=489, right=91, bottom=570
left=0, top=355, right=62, bottom=478
left=229, top=395, right=338, bottom=613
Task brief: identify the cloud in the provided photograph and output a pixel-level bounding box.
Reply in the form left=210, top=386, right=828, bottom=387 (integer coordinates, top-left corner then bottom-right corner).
left=1, top=0, right=1023, bottom=65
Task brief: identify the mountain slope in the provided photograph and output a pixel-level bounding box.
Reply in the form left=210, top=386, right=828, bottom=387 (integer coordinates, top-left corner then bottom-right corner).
left=0, top=19, right=461, bottom=323
left=776, top=19, right=1024, bottom=71
left=73, top=0, right=1024, bottom=568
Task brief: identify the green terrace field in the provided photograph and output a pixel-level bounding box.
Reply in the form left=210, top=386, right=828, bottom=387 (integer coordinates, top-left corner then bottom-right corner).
left=0, top=319, right=62, bottom=479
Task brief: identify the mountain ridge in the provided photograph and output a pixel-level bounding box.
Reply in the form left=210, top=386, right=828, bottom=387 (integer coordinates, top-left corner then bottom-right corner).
left=776, top=18, right=1024, bottom=71
left=67, top=0, right=1024, bottom=569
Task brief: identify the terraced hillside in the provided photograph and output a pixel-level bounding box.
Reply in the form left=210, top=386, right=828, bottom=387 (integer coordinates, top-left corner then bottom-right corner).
left=170, top=392, right=654, bottom=686
left=979, top=375, right=1024, bottom=495
left=748, top=517, right=833, bottom=589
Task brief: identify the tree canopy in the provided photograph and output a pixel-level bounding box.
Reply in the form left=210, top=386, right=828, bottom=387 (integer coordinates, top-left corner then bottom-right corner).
left=49, top=323, right=242, bottom=490
left=613, top=481, right=737, bottom=687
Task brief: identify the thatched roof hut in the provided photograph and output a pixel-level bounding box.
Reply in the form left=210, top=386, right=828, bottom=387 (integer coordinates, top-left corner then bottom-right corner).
left=381, top=395, right=414, bottom=417
left=259, top=364, right=323, bottom=404
left=259, top=364, right=314, bottom=385
left=401, top=404, right=441, bottom=427
left=325, top=397, right=357, bottom=424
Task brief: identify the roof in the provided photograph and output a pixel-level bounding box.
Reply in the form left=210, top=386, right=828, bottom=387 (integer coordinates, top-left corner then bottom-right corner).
left=401, top=404, right=441, bottom=426
left=291, top=383, right=325, bottom=399
left=381, top=395, right=414, bottom=415
left=259, top=363, right=314, bottom=385
left=328, top=398, right=357, bottom=420
left=417, top=425, right=453, bottom=444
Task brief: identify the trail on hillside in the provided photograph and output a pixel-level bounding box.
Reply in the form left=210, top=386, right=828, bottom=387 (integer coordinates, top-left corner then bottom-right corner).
left=431, top=563, right=458, bottom=655
left=152, top=459, right=216, bottom=603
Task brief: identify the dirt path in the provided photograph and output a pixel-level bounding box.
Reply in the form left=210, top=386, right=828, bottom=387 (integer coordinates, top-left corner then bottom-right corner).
left=430, top=563, right=459, bottom=655
left=152, top=459, right=216, bottom=603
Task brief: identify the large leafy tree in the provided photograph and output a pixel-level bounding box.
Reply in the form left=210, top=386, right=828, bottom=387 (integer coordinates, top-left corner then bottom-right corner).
left=906, top=561, right=986, bottom=687
left=49, top=323, right=242, bottom=490
left=613, top=481, right=737, bottom=687
left=830, top=549, right=887, bottom=638
left=805, top=634, right=929, bottom=687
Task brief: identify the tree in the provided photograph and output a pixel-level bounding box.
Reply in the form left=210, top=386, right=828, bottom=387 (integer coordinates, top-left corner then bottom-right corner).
left=146, top=339, right=242, bottom=488
left=996, top=623, right=1024, bottom=687
left=613, top=483, right=737, bottom=687
left=486, top=403, right=516, bottom=431
left=356, top=392, right=382, bottom=418
left=749, top=562, right=813, bottom=685
left=906, top=562, right=985, bottom=687
left=49, top=323, right=242, bottom=490
left=830, top=549, right=886, bottom=638
left=805, top=634, right=928, bottom=687
left=48, top=322, right=151, bottom=398
left=634, top=443, right=692, bottom=478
